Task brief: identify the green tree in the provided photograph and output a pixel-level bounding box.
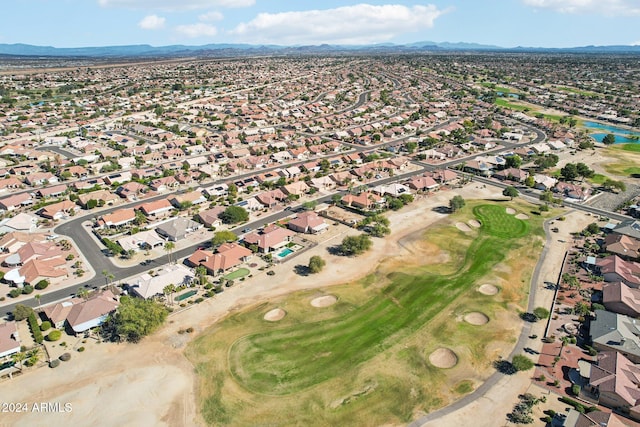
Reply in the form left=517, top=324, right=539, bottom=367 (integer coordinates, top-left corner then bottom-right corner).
left=12, top=351, right=26, bottom=370
left=195, top=266, right=208, bottom=287
left=101, top=296, right=168, bottom=343
left=502, top=186, right=519, bottom=200
left=13, top=304, right=34, bottom=321
left=602, top=133, right=616, bottom=145
left=449, top=195, right=466, bottom=212
left=533, top=307, right=550, bottom=320
left=511, top=355, right=535, bottom=371
left=534, top=154, right=559, bottom=170
left=560, top=163, right=579, bottom=181
left=163, top=284, right=176, bottom=305
left=505, top=154, right=522, bottom=169
left=338, top=234, right=373, bottom=256
left=576, top=162, right=594, bottom=180
left=603, top=178, right=626, bottom=192
left=524, top=175, right=535, bottom=188
left=308, top=256, right=326, bottom=274
left=302, top=200, right=318, bottom=211
left=212, top=230, right=238, bottom=247
left=219, top=206, right=249, bottom=224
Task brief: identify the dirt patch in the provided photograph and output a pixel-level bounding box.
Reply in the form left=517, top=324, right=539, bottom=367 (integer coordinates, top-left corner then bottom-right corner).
left=455, top=222, right=472, bottom=232
left=505, top=207, right=516, bottom=215
left=310, top=295, right=338, bottom=307
left=468, top=219, right=481, bottom=228
left=429, top=348, right=458, bottom=369
left=478, top=284, right=499, bottom=296
left=264, top=308, right=286, bottom=321
left=515, top=213, right=529, bottom=220
left=464, top=312, right=489, bottom=326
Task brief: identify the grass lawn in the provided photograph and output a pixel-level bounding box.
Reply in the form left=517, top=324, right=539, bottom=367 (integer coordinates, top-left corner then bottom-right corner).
left=186, top=201, right=548, bottom=426
left=495, top=98, right=530, bottom=112
left=589, top=174, right=608, bottom=185
left=224, top=268, right=250, bottom=281
left=604, top=145, right=640, bottom=177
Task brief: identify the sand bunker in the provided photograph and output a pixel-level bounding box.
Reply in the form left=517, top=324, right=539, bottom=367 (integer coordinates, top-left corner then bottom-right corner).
left=506, top=207, right=516, bottom=214
left=429, top=348, right=458, bottom=369
left=264, top=308, right=286, bottom=321
left=455, top=222, right=472, bottom=232
left=468, top=219, right=481, bottom=228
left=515, top=213, right=529, bottom=220
left=464, top=312, right=489, bottom=325
left=478, top=284, right=499, bottom=295
left=311, top=295, right=338, bottom=307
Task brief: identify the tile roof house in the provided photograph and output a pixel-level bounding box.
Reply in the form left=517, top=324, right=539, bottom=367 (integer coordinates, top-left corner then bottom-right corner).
left=243, top=224, right=295, bottom=253
left=597, top=255, right=640, bottom=288
left=341, top=192, right=385, bottom=211
left=138, top=199, right=173, bottom=218
left=612, top=220, right=640, bottom=240
left=590, top=310, right=640, bottom=363
left=4, top=256, right=68, bottom=287
left=43, top=299, right=82, bottom=329
left=117, top=230, right=165, bottom=252
left=169, top=191, right=207, bottom=208
left=493, top=168, right=529, bottom=182
left=605, top=233, right=640, bottom=261
left=96, top=208, right=136, bottom=228
left=407, top=176, right=439, bottom=192
left=155, top=217, right=202, bottom=241
left=0, top=193, right=33, bottom=211
left=185, top=243, right=252, bottom=276
left=197, top=206, right=225, bottom=228
left=66, top=290, right=120, bottom=334
left=37, top=199, right=81, bottom=220
left=77, top=190, right=120, bottom=209
left=603, top=282, right=640, bottom=317
left=0, top=321, right=21, bottom=358
left=0, top=212, right=38, bottom=234
left=288, top=211, right=328, bottom=234
left=587, top=351, right=640, bottom=420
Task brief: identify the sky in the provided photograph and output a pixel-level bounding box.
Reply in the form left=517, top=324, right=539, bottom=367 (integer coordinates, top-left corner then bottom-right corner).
left=2, top=0, right=640, bottom=48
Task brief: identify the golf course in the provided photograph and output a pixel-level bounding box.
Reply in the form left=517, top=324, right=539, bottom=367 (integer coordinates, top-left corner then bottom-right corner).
left=186, top=201, right=547, bottom=426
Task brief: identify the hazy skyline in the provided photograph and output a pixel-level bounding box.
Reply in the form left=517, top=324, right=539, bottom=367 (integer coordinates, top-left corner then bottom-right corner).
left=2, top=0, right=639, bottom=48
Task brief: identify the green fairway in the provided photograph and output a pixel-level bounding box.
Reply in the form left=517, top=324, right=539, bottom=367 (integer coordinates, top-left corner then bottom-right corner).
left=224, top=268, right=250, bottom=281
left=621, top=143, right=640, bottom=153
left=228, top=204, right=530, bottom=395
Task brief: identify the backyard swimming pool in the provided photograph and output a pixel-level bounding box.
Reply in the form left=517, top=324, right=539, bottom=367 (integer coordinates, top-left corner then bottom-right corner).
left=276, top=248, right=294, bottom=259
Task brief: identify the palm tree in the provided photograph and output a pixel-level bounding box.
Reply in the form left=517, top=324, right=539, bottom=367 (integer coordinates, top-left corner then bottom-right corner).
left=164, top=242, right=176, bottom=264
left=163, top=284, right=176, bottom=305
left=12, top=351, right=26, bottom=370
left=102, top=269, right=115, bottom=285
left=77, top=288, right=89, bottom=301
left=195, top=265, right=208, bottom=287
left=34, top=294, right=41, bottom=310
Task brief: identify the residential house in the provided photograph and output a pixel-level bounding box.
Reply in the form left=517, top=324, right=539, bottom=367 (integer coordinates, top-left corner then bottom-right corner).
left=0, top=193, right=33, bottom=211
left=612, top=220, right=640, bottom=240
left=590, top=310, right=640, bottom=363
left=117, top=230, right=165, bottom=253
left=603, top=282, right=640, bottom=317
left=77, top=190, right=120, bottom=209
left=288, top=211, right=328, bottom=234
left=36, top=184, right=67, bottom=199
left=149, top=176, right=178, bottom=192
left=104, top=171, right=132, bottom=186
left=372, top=183, right=412, bottom=198
left=309, top=176, right=336, bottom=192
left=597, top=255, right=640, bottom=288
left=341, top=192, right=385, bottom=210
left=407, top=176, right=439, bottom=192
left=281, top=181, right=309, bottom=197
left=169, top=191, right=207, bottom=208
left=96, top=208, right=136, bottom=229
left=554, top=182, right=590, bottom=201
left=0, top=212, right=38, bottom=234
left=155, top=218, right=202, bottom=241
left=138, top=199, right=173, bottom=218
left=430, top=169, right=458, bottom=184
left=185, top=243, right=252, bottom=276
left=493, top=168, right=529, bottom=183
left=197, top=206, right=225, bottom=228
left=4, top=257, right=67, bottom=287
left=37, top=200, right=81, bottom=220
left=605, top=233, right=640, bottom=261
left=129, top=264, right=194, bottom=299
left=116, top=182, right=147, bottom=201
left=43, top=299, right=81, bottom=329
left=586, top=351, right=640, bottom=420
left=66, top=290, right=120, bottom=334
left=533, top=174, right=558, bottom=191
left=0, top=322, right=21, bottom=359
left=243, top=224, right=295, bottom=253
left=256, top=189, right=287, bottom=208
left=24, top=171, right=58, bottom=186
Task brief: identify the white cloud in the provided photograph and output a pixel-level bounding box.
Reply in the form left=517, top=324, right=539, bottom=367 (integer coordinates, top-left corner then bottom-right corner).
left=523, top=0, right=640, bottom=16
left=138, top=14, right=166, bottom=30
left=175, top=23, right=218, bottom=38
left=98, top=0, right=253, bottom=11
left=199, top=11, right=224, bottom=22
left=230, top=4, right=446, bottom=45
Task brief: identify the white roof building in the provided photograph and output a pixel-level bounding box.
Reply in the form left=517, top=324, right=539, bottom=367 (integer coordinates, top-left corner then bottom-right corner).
left=129, top=264, right=194, bottom=300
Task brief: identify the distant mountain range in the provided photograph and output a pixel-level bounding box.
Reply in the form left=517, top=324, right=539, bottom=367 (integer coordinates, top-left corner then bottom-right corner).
left=1, top=41, right=639, bottom=58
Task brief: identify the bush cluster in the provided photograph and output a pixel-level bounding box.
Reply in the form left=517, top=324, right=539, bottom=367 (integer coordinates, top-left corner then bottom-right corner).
left=28, top=312, right=43, bottom=344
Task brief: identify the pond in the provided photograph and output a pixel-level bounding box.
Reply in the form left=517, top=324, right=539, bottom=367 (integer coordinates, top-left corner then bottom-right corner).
left=583, top=121, right=640, bottom=143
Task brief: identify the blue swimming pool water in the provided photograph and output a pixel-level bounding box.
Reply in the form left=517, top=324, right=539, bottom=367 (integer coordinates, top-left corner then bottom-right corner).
left=276, top=248, right=294, bottom=258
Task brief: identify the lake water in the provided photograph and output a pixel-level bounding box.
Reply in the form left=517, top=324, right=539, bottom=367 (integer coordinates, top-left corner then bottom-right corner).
left=583, top=121, right=639, bottom=143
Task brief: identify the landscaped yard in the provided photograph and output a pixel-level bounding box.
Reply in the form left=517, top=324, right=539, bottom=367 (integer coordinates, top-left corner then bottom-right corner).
left=186, top=201, right=548, bottom=426
left=223, top=268, right=250, bottom=281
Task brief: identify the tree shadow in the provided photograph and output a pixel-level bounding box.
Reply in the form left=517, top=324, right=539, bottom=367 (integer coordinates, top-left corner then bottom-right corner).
left=294, top=265, right=310, bottom=276
left=520, top=312, right=539, bottom=323
left=432, top=206, right=451, bottom=214
left=327, top=245, right=343, bottom=256
left=494, top=359, right=517, bottom=375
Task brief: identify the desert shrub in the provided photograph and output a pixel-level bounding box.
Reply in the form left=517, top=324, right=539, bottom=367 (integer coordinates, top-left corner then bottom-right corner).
left=533, top=307, right=550, bottom=320
left=512, top=355, right=535, bottom=371
left=40, top=321, right=51, bottom=331
left=195, top=297, right=204, bottom=304
left=59, top=353, right=71, bottom=362
left=9, top=289, right=21, bottom=298
left=186, top=327, right=194, bottom=333
left=49, top=359, right=60, bottom=368
left=22, top=285, right=34, bottom=294
left=572, top=384, right=581, bottom=396
left=35, top=280, right=49, bottom=290
left=46, top=330, right=62, bottom=341
left=28, top=313, right=43, bottom=344
left=77, top=347, right=85, bottom=352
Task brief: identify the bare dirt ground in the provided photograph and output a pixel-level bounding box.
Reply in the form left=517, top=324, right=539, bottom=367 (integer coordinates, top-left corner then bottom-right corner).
left=2, top=183, right=542, bottom=427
